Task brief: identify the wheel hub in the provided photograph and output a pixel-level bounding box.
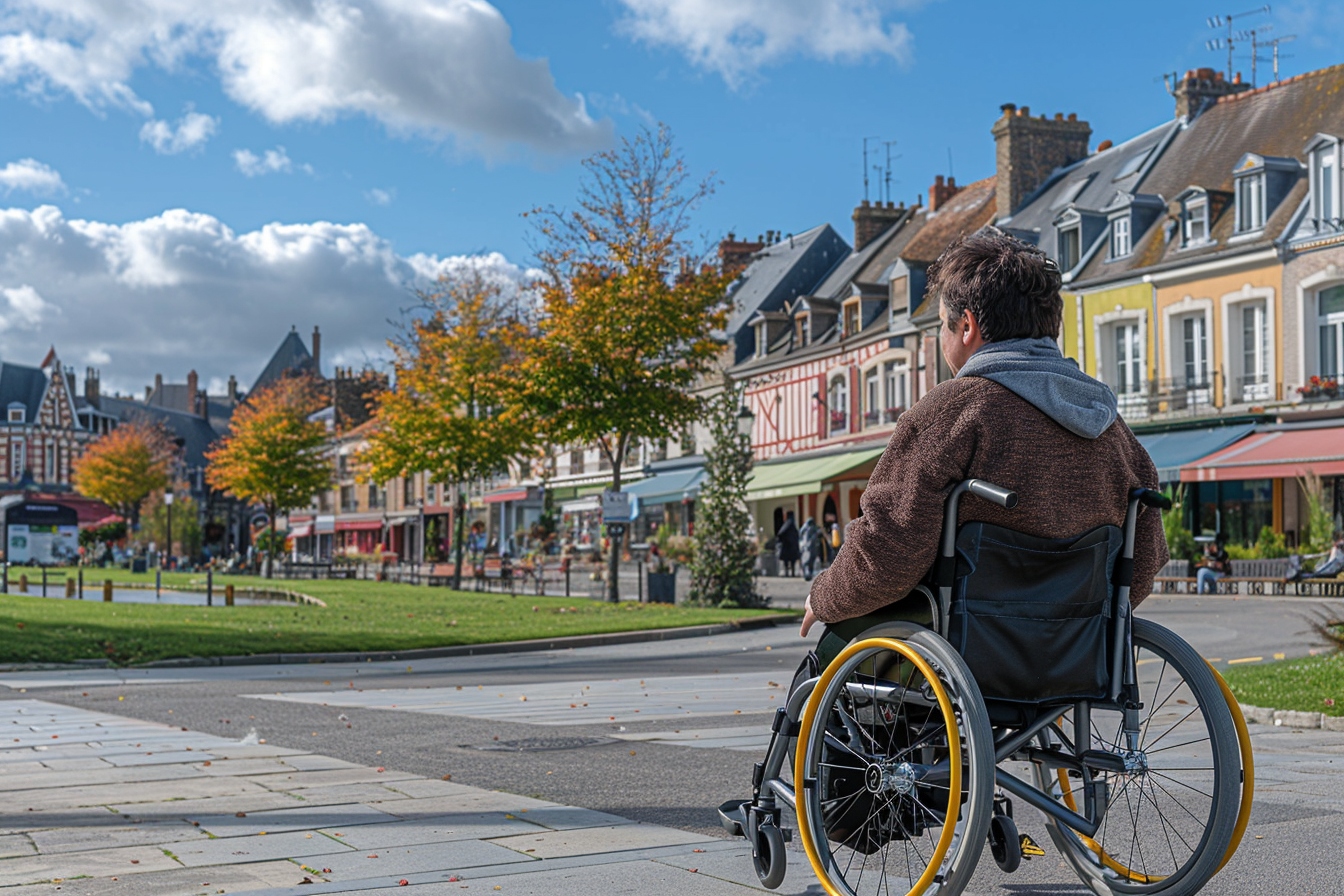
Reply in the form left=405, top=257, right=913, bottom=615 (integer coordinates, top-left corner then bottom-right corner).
left=866, top=761, right=919, bottom=795
left=1119, top=749, right=1149, bottom=774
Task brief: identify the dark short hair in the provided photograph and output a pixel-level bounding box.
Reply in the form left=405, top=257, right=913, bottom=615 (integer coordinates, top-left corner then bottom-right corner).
left=926, top=229, right=1063, bottom=341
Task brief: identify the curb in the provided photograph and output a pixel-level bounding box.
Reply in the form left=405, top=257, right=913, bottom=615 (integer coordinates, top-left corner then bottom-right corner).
left=1239, top=702, right=1344, bottom=732
left=130, top=613, right=797, bottom=668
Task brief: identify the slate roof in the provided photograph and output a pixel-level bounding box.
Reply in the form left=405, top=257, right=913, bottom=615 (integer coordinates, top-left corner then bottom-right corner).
left=724, top=224, right=850, bottom=364
left=1073, top=64, right=1344, bottom=287
left=812, top=210, right=916, bottom=299
left=901, top=176, right=998, bottom=265
left=96, top=396, right=223, bottom=471
left=0, top=362, right=50, bottom=422
left=251, top=328, right=319, bottom=395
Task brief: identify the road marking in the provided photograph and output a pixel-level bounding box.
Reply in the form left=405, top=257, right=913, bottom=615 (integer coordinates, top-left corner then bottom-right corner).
left=1273, top=652, right=1285, bottom=660
left=1205, top=658, right=1222, bottom=663
left=1227, top=656, right=1263, bottom=665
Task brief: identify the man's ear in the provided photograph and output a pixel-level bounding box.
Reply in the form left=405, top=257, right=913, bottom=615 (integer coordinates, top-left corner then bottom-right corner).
left=960, top=308, right=980, bottom=344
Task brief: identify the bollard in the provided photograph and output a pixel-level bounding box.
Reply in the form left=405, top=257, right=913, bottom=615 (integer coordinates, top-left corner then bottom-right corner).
left=155, top=569, right=161, bottom=598
left=1, top=560, right=6, bottom=593
left=42, top=567, right=47, bottom=597
left=206, top=569, right=213, bottom=607
left=78, top=569, right=83, bottom=599
left=225, top=584, right=235, bottom=607
left=65, top=577, right=75, bottom=598
left=19, top=574, right=27, bottom=593
left=638, top=560, right=644, bottom=603
left=565, top=563, right=571, bottom=598
left=103, top=579, right=113, bottom=602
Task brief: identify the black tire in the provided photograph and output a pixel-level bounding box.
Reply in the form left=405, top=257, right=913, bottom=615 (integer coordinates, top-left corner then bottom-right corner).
left=752, top=821, right=787, bottom=890
left=988, top=812, right=1021, bottom=873
left=1030, top=618, right=1241, bottom=895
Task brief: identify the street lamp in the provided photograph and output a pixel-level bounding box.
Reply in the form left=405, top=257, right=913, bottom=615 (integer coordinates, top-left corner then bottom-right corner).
left=736, top=403, right=756, bottom=440
left=163, top=490, right=174, bottom=570
left=416, top=496, right=426, bottom=568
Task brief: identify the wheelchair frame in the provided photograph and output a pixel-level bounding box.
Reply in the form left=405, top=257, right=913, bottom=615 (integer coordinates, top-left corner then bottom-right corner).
left=720, top=480, right=1252, bottom=896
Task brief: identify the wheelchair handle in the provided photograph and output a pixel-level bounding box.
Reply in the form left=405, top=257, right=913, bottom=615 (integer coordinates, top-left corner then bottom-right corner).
left=967, top=479, right=1018, bottom=509
left=1132, top=488, right=1171, bottom=510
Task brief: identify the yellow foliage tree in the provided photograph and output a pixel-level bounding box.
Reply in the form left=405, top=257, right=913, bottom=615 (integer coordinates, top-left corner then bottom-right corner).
left=206, top=377, right=331, bottom=578
left=72, top=419, right=175, bottom=530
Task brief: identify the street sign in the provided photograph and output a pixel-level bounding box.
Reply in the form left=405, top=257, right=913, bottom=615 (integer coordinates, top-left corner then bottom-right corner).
left=601, top=490, right=638, bottom=522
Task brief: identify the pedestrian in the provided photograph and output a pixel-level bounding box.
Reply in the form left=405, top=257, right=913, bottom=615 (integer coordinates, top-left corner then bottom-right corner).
left=776, top=511, right=801, bottom=577
left=799, top=517, right=821, bottom=582
left=1196, top=535, right=1230, bottom=594
left=1287, top=533, right=1344, bottom=581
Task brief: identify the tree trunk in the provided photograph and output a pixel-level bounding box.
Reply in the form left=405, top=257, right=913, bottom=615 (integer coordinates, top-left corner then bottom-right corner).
left=264, top=503, right=276, bottom=579
left=604, top=436, right=625, bottom=604
left=452, top=489, right=467, bottom=592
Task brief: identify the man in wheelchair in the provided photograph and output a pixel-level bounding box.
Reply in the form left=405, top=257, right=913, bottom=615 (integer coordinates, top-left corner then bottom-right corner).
left=799, top=229, right=1167, bottom=662
left=718, top=230, right=1255, bottom=896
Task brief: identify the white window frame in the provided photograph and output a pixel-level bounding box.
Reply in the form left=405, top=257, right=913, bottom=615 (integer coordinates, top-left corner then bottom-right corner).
left=883, top=360, right=909, bottom=421
left=1058, top=225, right=1082, bottom=271
left=1316, top=284, right=1344, bottom=378
left=6, top=406, right=22, bottom=424
left=44, top=443, right=56, bottom=482
left=1110, top=215, right=1132, bottom=259
left=1183, top=197, right=1210, bottom=246
left=827, top=373, right=849, bottom=435
left=1219, top=285, right=1276, bottom=407
left=1311, top=140, right=1340, bottom=231
left=10, top=440, right=24, bottom=480
left=1235, top=172, right=1266, bottom=233
left=755, top=322, right=768, bottom=358
left=1094, top=308, right=1147, bottom=418
left=1161, top=296, right=1215, bottom=406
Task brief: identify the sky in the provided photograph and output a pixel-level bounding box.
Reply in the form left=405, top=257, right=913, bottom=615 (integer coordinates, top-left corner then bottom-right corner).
left=2, top=0, right=1343, bottom=397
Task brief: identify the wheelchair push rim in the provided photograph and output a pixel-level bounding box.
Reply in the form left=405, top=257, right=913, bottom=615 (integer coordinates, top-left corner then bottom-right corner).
left=795, top=637, right=964, bottom=896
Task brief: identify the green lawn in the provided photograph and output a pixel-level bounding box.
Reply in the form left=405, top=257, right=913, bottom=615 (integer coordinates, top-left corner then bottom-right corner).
left=1223, top=651, right=1344, bottom=717
left=0, top=572, right=787, bottom=666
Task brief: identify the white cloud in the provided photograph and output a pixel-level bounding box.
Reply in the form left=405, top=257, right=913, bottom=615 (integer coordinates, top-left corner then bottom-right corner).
left=0, top=283, right=53, bottom=331
left=0, top=158, right=66, bottom=195
left=139, top=108, right=219, bottom=154
left=0, top=1, right=611, bottom=155
left=0, top=203, right=536, bottom=395
left=616, top=0, right=914, bottom=87
left=365, top=188, right=395, bottom=206
left=234, top=146, right=312, bottom=177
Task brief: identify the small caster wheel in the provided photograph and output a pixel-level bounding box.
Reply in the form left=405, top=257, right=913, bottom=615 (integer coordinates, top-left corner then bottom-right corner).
left=752, top=821, right=787, bottom=889
left=989, top=812, right=1022, bottom=873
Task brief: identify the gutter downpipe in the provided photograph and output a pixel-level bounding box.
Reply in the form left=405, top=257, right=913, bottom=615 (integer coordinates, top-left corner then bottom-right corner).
left=1144, top=274, right=1158, bottom=392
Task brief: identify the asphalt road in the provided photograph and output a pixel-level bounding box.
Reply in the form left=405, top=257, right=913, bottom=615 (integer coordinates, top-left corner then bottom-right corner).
left=6, top=593, right=1344, bottom=894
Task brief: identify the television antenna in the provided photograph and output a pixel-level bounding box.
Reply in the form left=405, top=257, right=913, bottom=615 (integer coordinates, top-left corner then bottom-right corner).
left=861, top=136, right=881, bottom=202
left=1206, top=6, right=1271, bottom=81
left=1234, top=24, right=1272, bottom=85
left=883, top=140, right=900, bottom=204
left=1255, top=34, right=1296, bottom=82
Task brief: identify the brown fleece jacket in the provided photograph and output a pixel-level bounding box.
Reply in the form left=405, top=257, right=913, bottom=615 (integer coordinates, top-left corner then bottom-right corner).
left=809, top=377, right=1168, bottom=623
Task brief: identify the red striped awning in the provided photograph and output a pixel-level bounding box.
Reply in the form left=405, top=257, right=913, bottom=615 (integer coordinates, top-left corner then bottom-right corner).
left=483, top=487, right=529, bottom=504
left=335, top=519, right=384, bottom=532
left=1180, top=426, right=1344, bottom=482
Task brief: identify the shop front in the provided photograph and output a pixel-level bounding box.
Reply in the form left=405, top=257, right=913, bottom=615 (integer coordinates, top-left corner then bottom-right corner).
left=622, top=460, right=704, bottom=541
left=746, top=445, right=886, bottom=553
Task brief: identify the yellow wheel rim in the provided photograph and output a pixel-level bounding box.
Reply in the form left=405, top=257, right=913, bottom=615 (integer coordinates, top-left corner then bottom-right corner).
left=794, top=638, right=962, bottom=896
left=1056, top=768, right=1166, bottom=884
left=1208, top=663, right=1253, bottom=874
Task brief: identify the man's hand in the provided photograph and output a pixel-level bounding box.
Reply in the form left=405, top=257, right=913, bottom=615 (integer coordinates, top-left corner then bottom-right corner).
left=800, top=594, right=818, bottom=638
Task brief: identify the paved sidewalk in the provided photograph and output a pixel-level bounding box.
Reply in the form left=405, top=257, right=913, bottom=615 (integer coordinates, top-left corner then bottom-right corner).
left=0, top=700, right=806, bottom=895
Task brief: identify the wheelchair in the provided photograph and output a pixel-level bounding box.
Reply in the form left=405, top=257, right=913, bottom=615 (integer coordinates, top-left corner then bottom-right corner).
left=720, top=481, right=1254, bottom=896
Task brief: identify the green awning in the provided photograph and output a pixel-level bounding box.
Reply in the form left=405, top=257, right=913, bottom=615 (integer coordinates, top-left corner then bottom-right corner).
left=623, top=466, right=704, bottom=505
left=745, top=448, right=886, bottom=502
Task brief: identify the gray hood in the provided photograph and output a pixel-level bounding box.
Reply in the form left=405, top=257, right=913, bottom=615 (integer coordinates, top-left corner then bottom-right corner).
left=955, top=337, right=1118, bottom=439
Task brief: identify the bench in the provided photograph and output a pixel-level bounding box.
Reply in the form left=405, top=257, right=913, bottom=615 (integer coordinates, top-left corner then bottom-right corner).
left=1151, top=557, right=1344, bottom=596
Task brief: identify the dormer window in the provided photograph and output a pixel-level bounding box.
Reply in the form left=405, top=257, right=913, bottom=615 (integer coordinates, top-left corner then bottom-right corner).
left=1058, top=225, right=1081, bottom=271
left=1235, top=171, right=1265, bottom=233
left=7, top=403, right=23, bottom=424
left=1109, top=215, right=1132, bottom=258
left=795, top=315, right=808, bottom=348
left=842, top=301, right=860, bottom=339
left=1183, top=197, right=1209, bottom=245
left=755, top=322, right=768, bottom=358
left=1307, top=136, right=1340, bottom=230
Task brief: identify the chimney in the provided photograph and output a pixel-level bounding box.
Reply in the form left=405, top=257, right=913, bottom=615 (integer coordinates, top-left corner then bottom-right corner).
left=153, top=373, right=163, bottom=402
left=851, top=200, right=906, bottom=252
left=1172, top=67, right=1251, bottom=119
left=928, top=175, right=961, bottom=213
left=311, top=326, right=321, bottom=376
left=227, top=375, right=238, bottom=404
left=992, top=103, right=1091, bottom=220
left=718, top=231, right=765, bottom=277
left=84, top=367, right=100, bottom=409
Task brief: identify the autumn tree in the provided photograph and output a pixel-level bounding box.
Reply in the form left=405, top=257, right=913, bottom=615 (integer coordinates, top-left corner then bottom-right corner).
left=206, top=377, right=331, bottom=578
left=363, top=270, right=535, bottom=591
left=525, top=124, right=733, bottom=602
left=72, top=420, right=175, bottom=530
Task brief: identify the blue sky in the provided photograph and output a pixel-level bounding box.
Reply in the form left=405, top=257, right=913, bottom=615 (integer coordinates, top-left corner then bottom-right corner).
left=1, top=0, right=1342, bottom=394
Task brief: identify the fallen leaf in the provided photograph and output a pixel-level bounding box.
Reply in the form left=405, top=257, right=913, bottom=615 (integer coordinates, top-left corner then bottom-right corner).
left=377, top=767, right=385, bottom=772
left=399, top=881, right=409, bottom=887
left=202, top=761, right=212, bottom=767
left=235, top=812, right=247, bottom=818
left=130, top=860, right=139, bottom=865
left=443, top=774, right=453, bottom=781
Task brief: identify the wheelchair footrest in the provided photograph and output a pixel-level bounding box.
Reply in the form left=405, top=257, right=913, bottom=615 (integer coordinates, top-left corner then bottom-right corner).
left=718, top=799, right=749, bottom=837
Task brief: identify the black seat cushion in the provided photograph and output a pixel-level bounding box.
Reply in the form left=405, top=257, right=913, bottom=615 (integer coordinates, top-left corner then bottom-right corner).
left=947, top=523, right=1122, bottom=704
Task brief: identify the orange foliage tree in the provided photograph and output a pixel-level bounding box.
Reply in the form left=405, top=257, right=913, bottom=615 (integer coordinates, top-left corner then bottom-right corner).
left=206, top=377, right=331, bottom=577
left=72, top=419, right=176, bottom=530
left=363, top=270, right=535, bottom=590
left=524, top=124, right=732, bottom=601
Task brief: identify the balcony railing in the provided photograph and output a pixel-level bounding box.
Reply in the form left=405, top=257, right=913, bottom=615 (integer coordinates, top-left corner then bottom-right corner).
left=829, top=410, right=848, bottom=434
left=1235, top=374, right=1274, bottom=404
left=863, top=409, right=880, bottom=427
left=1147, top=377, right=1215, bottom=417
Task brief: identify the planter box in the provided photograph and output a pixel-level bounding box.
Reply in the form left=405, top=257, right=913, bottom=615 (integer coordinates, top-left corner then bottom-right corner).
left=647, top=571, right=676, bottom=603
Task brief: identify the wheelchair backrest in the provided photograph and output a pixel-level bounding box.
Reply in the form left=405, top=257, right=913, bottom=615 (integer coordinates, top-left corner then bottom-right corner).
left=947, top=522, right=1123, bottom=704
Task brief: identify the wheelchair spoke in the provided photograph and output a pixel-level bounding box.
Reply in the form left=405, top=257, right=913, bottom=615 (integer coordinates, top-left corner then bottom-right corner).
left=1145, top=735, right=1212, bottom=756
left=1145, top=775, right=1202, bottom=853
left=1139, top=774, right=1186, bottom=872
left=1147, top=771, right=1216, bottom=816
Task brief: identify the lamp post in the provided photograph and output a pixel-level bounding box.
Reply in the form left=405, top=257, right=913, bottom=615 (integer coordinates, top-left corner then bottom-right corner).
left=735, top=403, right=756, bottom=444
left=416, top=496, right=425, bottom=568
left=163, top=490, right=174, bottom=571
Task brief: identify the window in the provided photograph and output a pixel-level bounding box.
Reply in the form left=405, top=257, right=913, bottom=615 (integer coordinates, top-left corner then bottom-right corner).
left=1319, top=285, right=1344, bottom=377
left=795, top=315, right=808, bottom=348
left=755, top=322, right=768, bottom=358
left=843, top=302, right=861, bottom=339
left=1181, top=315, right=1208, bottom=388
left=828, top=374, right=848, bottom=434
left=1110, top=322, right=1144, bottom=414
left=1110, top=216, right=1131, bottom=258
left=569, top=447, right=585, bottom=475
left=426, top=482, right=437, bottom=505
left=44, top=444, right=55, bottom=482
left=1058, top=226, right=1081, bottom=271
left=883, top=361, right=908, bottom=421
left=367, top=484, right=384, bottom=509
left=10, top=440, right=23, bottom=480
left=889, top=276, right=908, bottom=310
left=1314, top=144, right=1338, bottom=228
left=1236, top=173, right=1265, bottom=233
left=1240, top=303, right=1270, bottom=400
left=340, top=484, right=356, bottom=512
left=1184, top=199, right=1209, bottom=245
left=680, top=428, right=696, bottom=455
left=6, top=406, right=22, bottom=424
left=337, top=454, right=349, bottom=478
left=863, top=368, right=879, bottom=426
